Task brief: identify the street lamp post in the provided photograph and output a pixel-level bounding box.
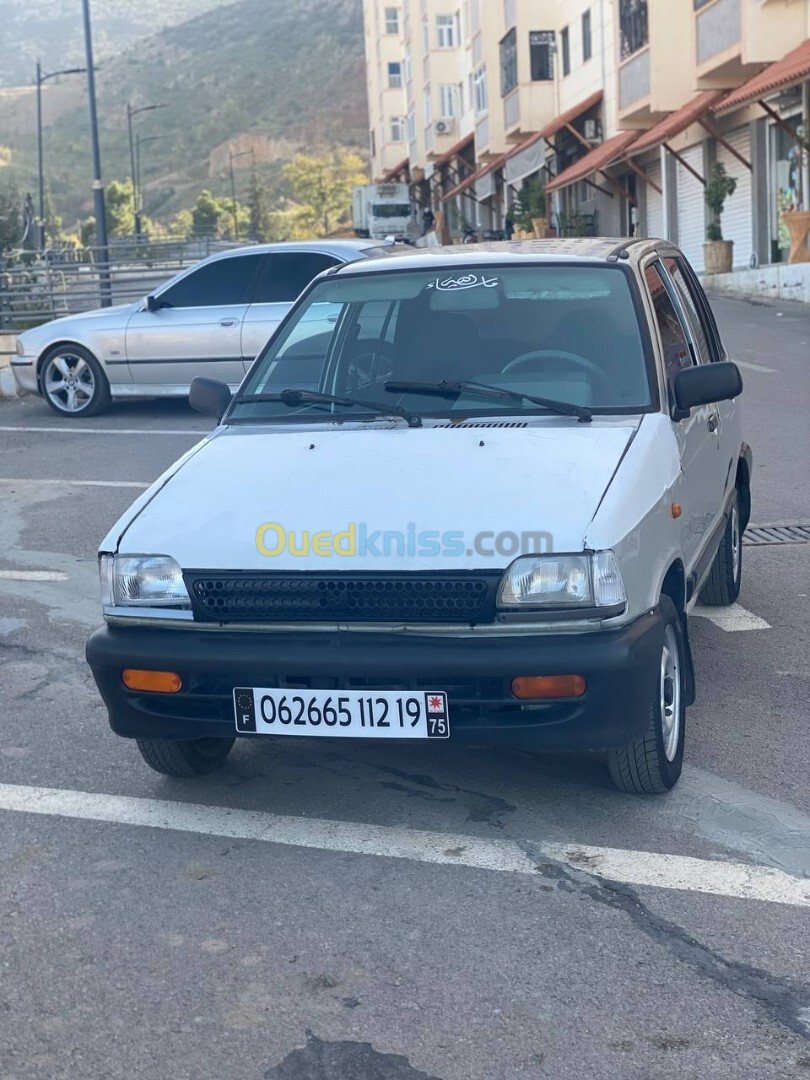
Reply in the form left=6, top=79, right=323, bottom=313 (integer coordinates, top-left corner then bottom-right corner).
left=135, top=134, right=167, bottom=224
left=35, top=61, right=86, bottom=250
left=81, top=0, right=111, bottom=306
left=228, top=149, right=255, bottom=240
left=126, top=102, right=167, bottom=238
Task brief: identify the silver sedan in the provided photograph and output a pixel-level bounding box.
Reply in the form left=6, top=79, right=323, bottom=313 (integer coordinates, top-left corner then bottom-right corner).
left=11, top=240, right=382, bottom=417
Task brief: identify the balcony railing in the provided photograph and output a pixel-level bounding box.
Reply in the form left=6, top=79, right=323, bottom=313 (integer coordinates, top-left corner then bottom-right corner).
left=504, top=88, right=520, bottom=129
left=618, top=45, right=650, bottom=110
left=696, top=0, right=741, bottom=66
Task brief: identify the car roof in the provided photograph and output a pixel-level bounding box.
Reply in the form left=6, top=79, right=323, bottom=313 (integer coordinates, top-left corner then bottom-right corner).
left=203, top=239, right=385, bottom=264
left=331, top=237, right=669, bottom=275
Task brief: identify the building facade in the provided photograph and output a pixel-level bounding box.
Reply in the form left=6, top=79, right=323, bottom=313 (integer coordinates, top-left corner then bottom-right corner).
left=362, top=0, right=810, bottom=271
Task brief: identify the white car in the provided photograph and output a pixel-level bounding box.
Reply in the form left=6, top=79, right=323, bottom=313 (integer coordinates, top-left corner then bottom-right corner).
left=11, top=240, right=382, bottom=416
left=86, top=239, right=751, bottom=793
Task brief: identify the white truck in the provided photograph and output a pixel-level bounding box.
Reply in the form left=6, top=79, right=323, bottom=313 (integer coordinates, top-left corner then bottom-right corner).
left=352, top=183, right=412, bottom=242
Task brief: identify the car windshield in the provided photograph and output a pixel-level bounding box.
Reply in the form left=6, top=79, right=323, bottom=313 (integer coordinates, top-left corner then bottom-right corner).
left=371, top=203, right=412, bottom=218
left=231, top=264, right=653, bottom=423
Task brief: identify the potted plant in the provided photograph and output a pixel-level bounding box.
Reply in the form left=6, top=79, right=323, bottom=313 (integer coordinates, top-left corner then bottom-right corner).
left=703, top=162, right=737, bottom=274
left=514, top=175, right=548, bottom=238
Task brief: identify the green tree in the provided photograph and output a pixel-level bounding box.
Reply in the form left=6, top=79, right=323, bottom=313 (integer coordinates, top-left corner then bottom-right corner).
left=105, top=179, right=136, bottom=237
left=282, top=149, right=367, bottom=236
left=0, top=177, right=22, bottom=254
left=191, top=189, right=228, bottom=237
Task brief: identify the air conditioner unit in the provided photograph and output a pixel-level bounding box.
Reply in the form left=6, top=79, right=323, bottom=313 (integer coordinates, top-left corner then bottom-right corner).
left=583, top=119, right=602, bottom=142
left=434, top=118, right=456, bottom=136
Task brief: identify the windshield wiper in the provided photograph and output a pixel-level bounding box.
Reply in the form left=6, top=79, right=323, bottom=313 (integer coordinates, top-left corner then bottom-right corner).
left=232, top=388, right=422, bottom=427
left=385, top=380, right=592, bottom=423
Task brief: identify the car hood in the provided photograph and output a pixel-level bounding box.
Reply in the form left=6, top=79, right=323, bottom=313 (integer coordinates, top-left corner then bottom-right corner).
left=19, top=302, right=136, bottom=344
left=115, top=420, right=639, bottom=571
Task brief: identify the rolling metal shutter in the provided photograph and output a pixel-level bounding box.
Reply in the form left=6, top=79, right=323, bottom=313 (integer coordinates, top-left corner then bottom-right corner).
left=645, top=162, right=664, bottom=239
left=676, top=143, right=706, bottom=273
left=717, top=126, right=753, bottom=269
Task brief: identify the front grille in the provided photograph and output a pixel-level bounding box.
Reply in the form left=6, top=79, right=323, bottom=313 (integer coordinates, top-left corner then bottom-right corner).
left=186, top=572, right=499, bottom=623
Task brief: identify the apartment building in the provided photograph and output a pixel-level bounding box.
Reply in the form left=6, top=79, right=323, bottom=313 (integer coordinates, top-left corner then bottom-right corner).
left=362, top=0, right=810, bottom=271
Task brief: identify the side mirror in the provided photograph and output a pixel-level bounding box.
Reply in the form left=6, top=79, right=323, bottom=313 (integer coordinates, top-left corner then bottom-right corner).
left=189, top=377, right=232, bottom=420
left=672, top=361, right=742, bottom=420
left=145, top=294, right=160, bottom=313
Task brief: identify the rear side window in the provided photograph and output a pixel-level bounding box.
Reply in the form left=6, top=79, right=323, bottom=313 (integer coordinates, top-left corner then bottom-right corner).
left=662, top=256, right=715, bottom=365
left=159, top=254, right=262, bottom=308
left=252, top=252, right=341, bottom=304
left=645, top=263, right=693, bottom=380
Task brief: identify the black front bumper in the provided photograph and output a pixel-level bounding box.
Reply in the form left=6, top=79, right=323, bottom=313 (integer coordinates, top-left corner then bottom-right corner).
left=86, top=610, right=664, bottom=752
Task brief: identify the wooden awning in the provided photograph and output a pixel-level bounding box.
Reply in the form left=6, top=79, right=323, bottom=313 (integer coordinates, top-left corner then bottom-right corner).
left=545, top=130, right=641, bottom=193
left=628, top=90, right=727, bottom=156
left=441, top=161, right=496, bottom=202
left=715, top=38, right=810, bottom=114
left=538, top=90, right=603, bottom=140
left=381, top=158, right=409, bottom=182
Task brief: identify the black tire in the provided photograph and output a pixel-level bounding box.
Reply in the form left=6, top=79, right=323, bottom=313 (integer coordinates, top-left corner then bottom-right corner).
left=135, top=737, right=235, bottom=777
left=40, top=344, right=111, bottom=417
left=606, top=596, right=686, bottom=794
left=699, top=491, right=742, bottom=606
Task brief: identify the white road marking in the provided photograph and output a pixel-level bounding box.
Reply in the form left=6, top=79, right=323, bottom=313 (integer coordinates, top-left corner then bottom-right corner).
left=0, top=783, right=807, bottom=908
left=0, top=426, right=207, bottom=436
left=0, top=478, right=149, bottom=489
left=691, top=603, right=771, bottom=631
left=0, top=570, right=68, bottom=582
left=734, top=360, right=776, bottom=374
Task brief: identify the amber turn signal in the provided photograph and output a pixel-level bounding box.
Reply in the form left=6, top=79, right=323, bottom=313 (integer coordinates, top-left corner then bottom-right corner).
left=511, top=675, right=586, bottom=700
left=122, top=669, right=182, bottom=694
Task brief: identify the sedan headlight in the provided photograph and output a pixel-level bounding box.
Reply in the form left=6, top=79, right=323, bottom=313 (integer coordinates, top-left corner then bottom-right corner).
left=497, top=551, right=626, bottom=611
left=100, top=554, right=190, bottom=608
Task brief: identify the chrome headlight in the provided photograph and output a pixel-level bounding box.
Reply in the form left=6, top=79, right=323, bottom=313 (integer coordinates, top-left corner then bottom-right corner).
left=100, top=554, right=190, bottom=608
left=497, top=551, right=626, bottom=611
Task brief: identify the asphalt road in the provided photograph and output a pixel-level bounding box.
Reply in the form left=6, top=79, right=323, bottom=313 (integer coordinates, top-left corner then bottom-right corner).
left=0, top=296, right=808, bottom=1079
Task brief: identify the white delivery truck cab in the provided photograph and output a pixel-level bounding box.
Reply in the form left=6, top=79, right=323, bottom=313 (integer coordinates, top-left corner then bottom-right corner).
left=352, top=183, right=412, bottom=242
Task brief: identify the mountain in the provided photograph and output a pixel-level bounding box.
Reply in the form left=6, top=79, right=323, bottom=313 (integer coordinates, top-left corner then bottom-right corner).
left=0, top=0, right=368, bottom=225
left=0, top=0, right=233, bottom=88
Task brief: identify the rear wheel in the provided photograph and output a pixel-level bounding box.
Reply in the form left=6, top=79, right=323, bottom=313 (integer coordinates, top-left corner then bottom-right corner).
left=699, top=492, right=742, bottom=606
left=41, top=345, right=111, bottom=417
left=135, top=737, right=235, bottom=777
left=607, top=596, right=685, bottom=794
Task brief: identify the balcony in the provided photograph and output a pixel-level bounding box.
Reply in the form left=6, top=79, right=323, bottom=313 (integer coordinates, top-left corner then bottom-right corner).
left=475, top=114, right=491, bottom=154
left=617, top=45, right=650, bottom=116
left=504, top=88, right=520, bottom=132
left=696, top=0, right=741, bottom=71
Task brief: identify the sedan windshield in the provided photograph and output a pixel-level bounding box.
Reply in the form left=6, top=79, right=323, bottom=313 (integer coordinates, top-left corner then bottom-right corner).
left=232, top=264, right=653, bottom=423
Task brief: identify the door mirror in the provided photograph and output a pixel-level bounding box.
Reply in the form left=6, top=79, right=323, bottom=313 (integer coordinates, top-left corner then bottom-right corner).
left=189, top=377, right=233, bottom=420
left=145, top=294, right=160, bottom=313
left=672, top=361, right=742, bottom=420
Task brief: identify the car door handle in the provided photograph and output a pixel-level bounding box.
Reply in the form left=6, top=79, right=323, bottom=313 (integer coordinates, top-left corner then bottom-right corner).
left=219, top=318, right=238, bottom=327
left=707, top=415, right=718, bottom=432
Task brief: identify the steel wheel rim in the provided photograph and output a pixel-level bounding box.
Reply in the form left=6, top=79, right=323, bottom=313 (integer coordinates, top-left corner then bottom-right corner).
left=43, top=353, right=95, bottom=413
left=730, top=501, right=741, bottom=583
left=660, top=624, right=681, bottom=763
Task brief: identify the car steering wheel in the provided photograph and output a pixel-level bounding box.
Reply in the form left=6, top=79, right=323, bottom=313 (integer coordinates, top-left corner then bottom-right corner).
left=501, top=349, right=612, bottom=395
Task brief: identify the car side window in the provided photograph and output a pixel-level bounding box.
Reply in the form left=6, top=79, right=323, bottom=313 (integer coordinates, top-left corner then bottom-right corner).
left=644, top=263, right=693, bottom=381
left=252, top=253, right=341, bottom=304
left=159, top=254, right=262, bottom=309
left=662, top=256, right=715, bottom=364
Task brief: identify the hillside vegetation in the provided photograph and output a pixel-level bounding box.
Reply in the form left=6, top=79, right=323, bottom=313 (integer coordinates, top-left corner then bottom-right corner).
left=0, top=0, right=233, bottom=87
left=0, top=0, right=368, bottom=225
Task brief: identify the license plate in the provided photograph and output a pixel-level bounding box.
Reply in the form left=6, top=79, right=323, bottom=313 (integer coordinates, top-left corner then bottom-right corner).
left=233, top=687, right=449, bottom=739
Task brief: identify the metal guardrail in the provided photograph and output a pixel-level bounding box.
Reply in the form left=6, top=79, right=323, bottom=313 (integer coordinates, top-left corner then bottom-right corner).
left=0, top=237, right=254, bottom=330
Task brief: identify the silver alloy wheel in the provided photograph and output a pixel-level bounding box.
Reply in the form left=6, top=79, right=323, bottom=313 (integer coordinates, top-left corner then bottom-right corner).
left=659, top=623, right=681, bottom=763
left=730, top=500, right=741, bottom=583
left=43, top=352, right=96, bottom=414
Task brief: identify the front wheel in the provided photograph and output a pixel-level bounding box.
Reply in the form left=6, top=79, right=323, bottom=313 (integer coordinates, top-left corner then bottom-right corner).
left=135, top=737, right=235, bottom=777
left=606, top=596, right=686, bottom=794
left=41, top=345, right=111, bottom=417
